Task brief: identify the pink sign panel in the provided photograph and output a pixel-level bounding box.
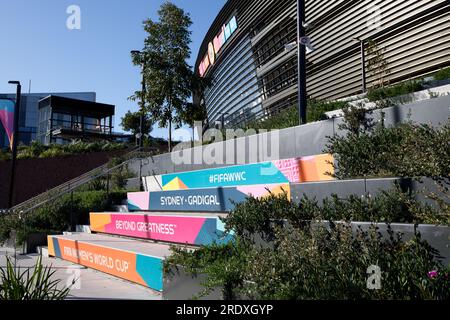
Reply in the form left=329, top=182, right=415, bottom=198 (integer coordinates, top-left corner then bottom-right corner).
left=90, top=213, right=233, bottom=246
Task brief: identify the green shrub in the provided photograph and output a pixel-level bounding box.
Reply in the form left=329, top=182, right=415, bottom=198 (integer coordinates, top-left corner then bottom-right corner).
left=433, top=67, right=450, bottom=81
left=226, top=191, right=313, bottom=241
left=243, top=100, right=348, bottom=131
left=308, top=99, right=349, bottom=122
left=0, top=149, right=10, bottom=161
left=0, top=256, right=70, bottom=300
left=167, top=218, right=450, bottom=300
left=1, top=190, right=122, bottom=246
left=338, top=104, right=376, bottom=135
left=14, top=194, right=77, bottom=244
left=167, top=171, right=450, bottom=300
left=73, top=191, right=108, bottom=212
left=367, top=80, right=424, bottom=102
left=9, top=141, right=128, bottom=161
left=243, top=225, right=449, bottom=300
left=165, top=240, right=251, bottom=300
left=320, top=187, right=448, bottom=225
left=38, top=148, right=70, bottom=159
left=0, top=214, right=21, bottom=245
left=108, top=157, right=134, bottom=190
left=326, top=121, right=450, bottom=179
left=83, top=177, right=107, bottom=192
left=17, top=150, right=34, bottom=160
left=226, top=185, right=448, bottom=238
left=245, top=106, right=298, bottom=131
left=71, top=191, right=109, bottom=224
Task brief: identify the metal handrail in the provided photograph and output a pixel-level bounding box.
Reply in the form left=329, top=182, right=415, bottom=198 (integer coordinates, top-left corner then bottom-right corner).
left=8, top=147, right=150, bottom=215
left=18, top=161, right=128, bottom=214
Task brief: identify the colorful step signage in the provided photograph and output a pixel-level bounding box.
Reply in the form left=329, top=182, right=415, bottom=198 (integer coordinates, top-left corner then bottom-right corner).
left=154, top=154, right=334, bottom=191
left=128, top=183, right=290, bottom=212
left=90, top=212, right=234, bottom=246
left=47, top=235, right=165, bottom=291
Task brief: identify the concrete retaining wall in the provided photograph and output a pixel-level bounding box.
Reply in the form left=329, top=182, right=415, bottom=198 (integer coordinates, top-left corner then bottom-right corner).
left=291, top=177, right=444, bottom=206
left=130, top=96, right=450, bottom=177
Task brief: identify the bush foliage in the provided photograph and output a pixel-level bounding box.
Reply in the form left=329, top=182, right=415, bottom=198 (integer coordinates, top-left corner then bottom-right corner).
left=433, top=67, right=450, bottom=81
left=167, top=105, right=450, bottom=300
left=227, top=188, right=449, bottom=239
left=0, top=190, right=127, bottom=245
left=243, top=99, right=348, bottom=131
left=325, top=106, right=450, bottom=180
left=366, top=80, right=424, bottom=103
left=242, top=225, right=449, bottom=300
left=166, top=192, right=450, bottom=300
left=6, top=141, right=128, bottom=161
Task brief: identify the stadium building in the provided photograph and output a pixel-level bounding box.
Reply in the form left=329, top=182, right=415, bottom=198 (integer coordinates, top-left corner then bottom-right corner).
left=194, top=0, right=450, bottom=127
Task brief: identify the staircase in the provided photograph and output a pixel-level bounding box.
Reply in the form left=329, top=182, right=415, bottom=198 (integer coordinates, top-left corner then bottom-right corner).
left=47, top=153, right=334, bottom=298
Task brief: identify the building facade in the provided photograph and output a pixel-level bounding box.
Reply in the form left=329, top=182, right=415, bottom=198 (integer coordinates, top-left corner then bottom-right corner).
left=195, top=0, right=450, bottom=127
left=37, top=96, right=115, bottom=145
left=0, top=92, right=95, bottom=148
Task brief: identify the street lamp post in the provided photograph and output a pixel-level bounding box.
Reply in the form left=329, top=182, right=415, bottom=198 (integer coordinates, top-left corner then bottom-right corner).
left=297, top=0, right=307, bottom=125
left=219, top=112, right=229, bottom=130
left=131, top=50, right=146, bottom=151
left=8, top=81, right=21, bottom=209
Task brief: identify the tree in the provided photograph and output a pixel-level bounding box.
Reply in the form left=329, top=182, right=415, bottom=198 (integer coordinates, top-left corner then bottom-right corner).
left=179, top=75, right=211, bottom=141
left=366, top=39, right=390, bottom=89
left=120, top=110, right=153, bottom=138
left=131, top=2, right=194, bottom=152
left=180, top=102, right=207, bottom=142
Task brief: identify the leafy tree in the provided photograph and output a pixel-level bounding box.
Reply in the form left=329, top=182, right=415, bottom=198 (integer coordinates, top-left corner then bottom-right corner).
left=180, top=75, right=211, bottom=137
left=366, top=39, right=390, bottom=89
left=120, top=110, right=153, bottom=137
left=180, top=103, right=207, bottom=142
left=131, top=2, right=194, bottom=152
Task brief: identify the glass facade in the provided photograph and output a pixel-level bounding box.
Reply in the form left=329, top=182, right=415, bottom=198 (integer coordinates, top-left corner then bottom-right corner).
left=0, top=92, right=95, bottom=149
left=37, top=95, right=114, bottom=145
left=38, top=103, right=51, bottom=145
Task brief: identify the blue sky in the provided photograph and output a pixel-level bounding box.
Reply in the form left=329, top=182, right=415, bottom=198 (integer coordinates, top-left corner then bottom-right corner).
left=0, top=0, right=226, bottom=139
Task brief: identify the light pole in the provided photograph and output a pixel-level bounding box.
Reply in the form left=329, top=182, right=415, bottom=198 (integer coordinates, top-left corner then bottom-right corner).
left=218, top=112, right=229, bottom=130
left=131, top=50, right=146, bottom=151
left=297, top=0, right=307, bottom=125
left=353, top=38, right=367, bottom=94
left=8, top=81, right=21, bottom=209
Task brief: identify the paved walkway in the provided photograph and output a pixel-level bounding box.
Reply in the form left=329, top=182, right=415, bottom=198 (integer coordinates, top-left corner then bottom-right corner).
left=0, top=248, right=162, bottom=300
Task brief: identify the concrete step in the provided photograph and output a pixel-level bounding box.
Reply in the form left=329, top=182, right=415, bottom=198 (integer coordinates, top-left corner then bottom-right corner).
left=37, top=246, right=49, bottom=257
left=127, top=183, right=290, bottom=212
left=89, top=212, right=234, bottom=246
left=115, top=211, right=228, bottom=218
left=47, top=233, right=172, bottom=292
left=144, top=154, right=334, bottom=191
